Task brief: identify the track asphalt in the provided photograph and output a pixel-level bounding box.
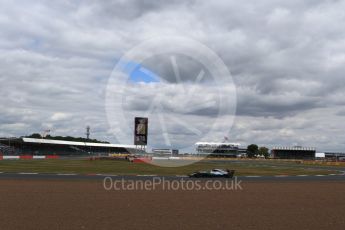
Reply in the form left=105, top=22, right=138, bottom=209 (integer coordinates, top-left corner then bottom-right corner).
left=0, top=171, right=344, bottom=181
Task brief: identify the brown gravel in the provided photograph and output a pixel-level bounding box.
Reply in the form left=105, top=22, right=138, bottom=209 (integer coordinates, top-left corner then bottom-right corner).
left=0, top=179, right=344, bottom=230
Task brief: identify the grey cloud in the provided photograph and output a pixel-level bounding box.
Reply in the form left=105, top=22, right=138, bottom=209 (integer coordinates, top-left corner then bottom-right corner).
left=85, top=0, right=189, bottom=21
left=142, top=54, right=214, bottom=83
left=1, top=0, right=345, bottom=151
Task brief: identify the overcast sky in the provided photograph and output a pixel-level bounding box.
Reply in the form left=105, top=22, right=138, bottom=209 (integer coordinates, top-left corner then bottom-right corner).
left=1, top=0, right=345, bottom=152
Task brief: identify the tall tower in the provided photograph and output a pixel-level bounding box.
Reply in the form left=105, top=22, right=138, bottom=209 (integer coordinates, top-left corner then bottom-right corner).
left=86, top=126, right=90, bottom=139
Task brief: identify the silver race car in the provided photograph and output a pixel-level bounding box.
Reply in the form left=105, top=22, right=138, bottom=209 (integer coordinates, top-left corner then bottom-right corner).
left=189, top=169, right=235, bottom=178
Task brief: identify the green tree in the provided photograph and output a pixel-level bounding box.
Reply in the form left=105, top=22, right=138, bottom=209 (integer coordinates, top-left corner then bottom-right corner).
left=28, top=133, right=42, bottom=138
left=258, top=147, right=269, bottom=158
left=26, top=133, right=109, bottom=143
left=247, top=144, right=258, bottom=158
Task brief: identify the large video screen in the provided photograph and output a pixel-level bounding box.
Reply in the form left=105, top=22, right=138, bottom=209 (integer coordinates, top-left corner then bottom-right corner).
left=134, top=117, right=148, bottom=145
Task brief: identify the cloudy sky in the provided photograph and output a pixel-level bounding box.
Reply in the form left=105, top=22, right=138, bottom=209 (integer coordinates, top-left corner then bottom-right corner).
left=1, top=0, right=345, bottom=152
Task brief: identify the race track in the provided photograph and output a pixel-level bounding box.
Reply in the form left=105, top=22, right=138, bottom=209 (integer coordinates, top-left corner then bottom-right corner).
left=0, top=171, right=344, bottom=181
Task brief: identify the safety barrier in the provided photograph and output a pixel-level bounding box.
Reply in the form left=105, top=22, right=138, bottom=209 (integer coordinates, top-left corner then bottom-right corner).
left=0, top=155, right=59, bottom=160
left=3, top=156, right=19, bottom=159
left=46, top=155, right=59, bottom=159
left=33, top=156, right=46, bottom=159
left=20, top=155, right=33, bottom=159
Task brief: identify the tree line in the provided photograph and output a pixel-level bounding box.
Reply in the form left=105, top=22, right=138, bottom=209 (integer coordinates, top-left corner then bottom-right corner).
left=26, top=133, right=110, bottom=144
left=247, top=144, right=269, bottom=158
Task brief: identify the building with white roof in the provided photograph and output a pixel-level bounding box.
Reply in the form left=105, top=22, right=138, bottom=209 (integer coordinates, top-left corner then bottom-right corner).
left=195, top=142, right=246, bottom=157
left=0, top=137, right=137, bottom=155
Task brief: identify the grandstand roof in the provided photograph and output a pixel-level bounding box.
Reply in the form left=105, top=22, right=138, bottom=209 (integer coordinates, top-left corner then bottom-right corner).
left=195, top=142, right=241, bottom=147
left=272, top=146, right=316, bottom=151
left=22, top=138, right=137, bottom=149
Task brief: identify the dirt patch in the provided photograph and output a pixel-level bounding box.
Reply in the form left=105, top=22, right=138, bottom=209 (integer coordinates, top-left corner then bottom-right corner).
left=0, top=179, right=344, bottom=230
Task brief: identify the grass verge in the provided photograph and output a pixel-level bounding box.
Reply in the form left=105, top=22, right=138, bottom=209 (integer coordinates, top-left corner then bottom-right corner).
left=0, top=159, right=340, bottom=176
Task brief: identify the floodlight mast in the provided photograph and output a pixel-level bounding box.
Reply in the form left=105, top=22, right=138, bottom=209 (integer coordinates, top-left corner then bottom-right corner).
left=42, top=130, right=50, bottom=139
left=86, top=126, right=90, bottom=139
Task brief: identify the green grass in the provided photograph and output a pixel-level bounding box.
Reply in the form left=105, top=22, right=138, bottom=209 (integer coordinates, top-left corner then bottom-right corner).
left=0, top=159, right=340, bottom=176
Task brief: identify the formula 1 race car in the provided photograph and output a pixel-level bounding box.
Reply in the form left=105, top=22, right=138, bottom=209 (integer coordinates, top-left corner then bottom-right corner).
left=188, top=169, right=235, bottom=178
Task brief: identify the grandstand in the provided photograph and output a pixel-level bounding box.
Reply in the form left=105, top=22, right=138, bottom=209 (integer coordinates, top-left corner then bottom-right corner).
left=324, top=152, right=345, bottom=161
left=0, top=143, right=17, bottom=155
left=271, top=146, right=316, bottom=159
left=0, top=137, right=138, bottom=156
left=195, top=142, right=247, bottom=157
